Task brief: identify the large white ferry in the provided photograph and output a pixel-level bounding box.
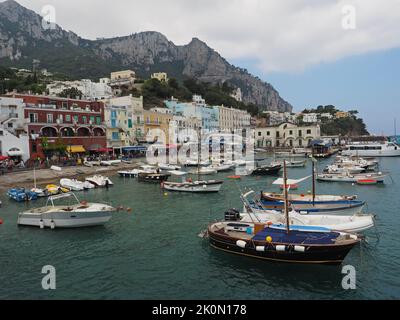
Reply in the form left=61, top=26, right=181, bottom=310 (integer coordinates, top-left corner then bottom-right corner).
left=341, top=141, right=400, bottom=157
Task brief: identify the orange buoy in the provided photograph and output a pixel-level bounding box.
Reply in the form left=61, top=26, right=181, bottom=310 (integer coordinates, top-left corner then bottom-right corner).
left=0, top=219, right=3, bottom=225
left=126, top=208, right=132, bottom=212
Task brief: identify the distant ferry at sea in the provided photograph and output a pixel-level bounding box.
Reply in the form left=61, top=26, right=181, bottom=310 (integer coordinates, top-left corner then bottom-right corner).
left=341, top=141, right=400, bottom=157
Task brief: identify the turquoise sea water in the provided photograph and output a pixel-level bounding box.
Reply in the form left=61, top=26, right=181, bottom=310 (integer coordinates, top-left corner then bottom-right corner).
left=0, top=156, right=399, bottom=299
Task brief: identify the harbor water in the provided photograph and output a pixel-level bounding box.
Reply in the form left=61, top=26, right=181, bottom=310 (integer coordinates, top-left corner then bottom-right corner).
left=0, top=156, right=399, bottom=299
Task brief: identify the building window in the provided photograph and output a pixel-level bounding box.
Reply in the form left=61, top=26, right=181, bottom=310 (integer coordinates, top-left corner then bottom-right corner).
left=58, top=114, right=63, bottom=124
left=298, top=130, right=302, bottom=137
left=74, top=115, right=79, bottom=123
left=112, top=132, right=119, bottom=140
left=267, top=131, right=270, bottom=136
left=29, top=113, right=38, bottom=123
left=307, top=129, right=311, bottom=134
left=32, top=143, right=37, bottom=153
left=82, top=116, right=87, bottom=124
left=65, top=115, right=71, bottom=122
left=128, top=119, right=132, bottom=128
left=8, top=123, right=13, bottom=128
left=289, top=130, right=293, bottom=135
left=96, top=116, right=101, bottom=125
left=90, top=116, right=95, bottom=124
left=47, top=114, right=53, bottom=123
left=137, top=116, right=141, bottom=124
left=258, top=132, right=262, bottom=136
left=62, top=101, right=68, bottom=109
left=299, top=139, right=303, bottom=146
left=276, top=131, right=280, bottom=138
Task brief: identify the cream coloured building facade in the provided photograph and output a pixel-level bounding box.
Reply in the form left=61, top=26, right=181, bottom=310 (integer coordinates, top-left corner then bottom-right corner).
left=217, top=105, right=251, bottom=131
left=151, top=72, right=168, bottom=82
left=255, top=122, right=320, bottom=148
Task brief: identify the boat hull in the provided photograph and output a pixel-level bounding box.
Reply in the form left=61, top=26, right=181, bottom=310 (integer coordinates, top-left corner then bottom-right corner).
left=17, top=211, right=112, bottom=228
left=317, top=174, right=386, bottom=183
left=163, top=181, right=223, bottom=193
left=208, top=230, right=357, bottom=265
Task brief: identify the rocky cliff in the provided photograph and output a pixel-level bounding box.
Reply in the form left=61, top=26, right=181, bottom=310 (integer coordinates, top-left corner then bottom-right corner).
left=0, top=0, right=292, bottom=112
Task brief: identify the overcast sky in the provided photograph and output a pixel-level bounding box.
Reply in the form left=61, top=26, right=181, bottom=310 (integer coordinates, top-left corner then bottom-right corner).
left=14, top=0, right=400, bottom=134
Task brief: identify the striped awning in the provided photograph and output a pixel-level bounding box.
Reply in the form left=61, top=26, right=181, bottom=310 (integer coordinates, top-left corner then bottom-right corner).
left=67, top=145, right=86, bottom=153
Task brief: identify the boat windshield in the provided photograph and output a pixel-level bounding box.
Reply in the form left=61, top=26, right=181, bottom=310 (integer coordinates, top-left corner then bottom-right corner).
left=45, top=193, right=81, bottom=207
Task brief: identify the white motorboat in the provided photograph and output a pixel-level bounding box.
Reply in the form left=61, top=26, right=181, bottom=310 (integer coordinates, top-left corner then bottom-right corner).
left=272, top=159, right=307, bottom=168
left=83, top=161, right=101, bottom=167
left=60, top=178, right=91, bottom=191
left=317, top=172, right=387, bottom=183
left=158, top=163, right=181, bottom=171
left=17, top=193, right=115, bottom=229
left=118, top=169, right=141, bottom=177
left=191, top=167, right=217, bottom=175
left=240, top=210, right=375, bottom=233
left=100, top=160, right=122, bottom=166
left=162, top=171, right=223, bottom=193
left=324, top=164, right=365, bottom=174
left=85, top=175, right=114, bottom=187
left=341, top=141, right=400, bottom=157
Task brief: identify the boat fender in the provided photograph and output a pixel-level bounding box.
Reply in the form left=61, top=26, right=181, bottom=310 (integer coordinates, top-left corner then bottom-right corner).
left=256, top=246, right=265, bottom=252
left=276, top=245, right=286, bottom=252
left=236, top=240, right=247, bottom=248
left=267, top=221, right=273, bottom=227
left=266, top=236, right=273, bottom=243
left=294, top=246, right=306, bottom=253
left=39, top=220, right=44, bottom=229
left=50, top=220, right=55, bottom=230
left=0, top=219, right=3, bottom=225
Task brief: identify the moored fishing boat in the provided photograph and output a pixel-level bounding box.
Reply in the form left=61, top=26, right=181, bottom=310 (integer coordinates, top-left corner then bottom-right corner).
left=17, top=193, right=115, bottom=229
left=206, top=161, right=361, bottom=265
left=60, top=178, right=90, bottom=191
left=162, top=171, right=223, bottom=193
left=118, top=169, right=141, bottom=178
left=138, top=172, right=171, bottom=183
left=251, top=164, right=282, bottom=175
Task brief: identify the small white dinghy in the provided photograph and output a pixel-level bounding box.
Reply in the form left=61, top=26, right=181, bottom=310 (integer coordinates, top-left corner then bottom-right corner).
left=158, top=163, right=181, bottom=171
left=240, top=210, right=375, bottom=233
left=17, top=193, right=116, bottom=229
left=85, top=175, right=113, bottom=187
left=60, top=178, right=94, bottom=191
left=162, top=171, right=223, bottom=193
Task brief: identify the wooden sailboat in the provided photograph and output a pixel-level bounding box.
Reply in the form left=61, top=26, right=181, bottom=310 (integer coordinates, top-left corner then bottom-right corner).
left=207, top=160, right=361, bottom=264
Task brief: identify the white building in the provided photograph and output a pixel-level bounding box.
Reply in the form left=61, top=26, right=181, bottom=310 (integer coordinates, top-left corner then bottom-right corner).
left=217, top=105, right=251, bottom=131
left=255, top=122, right=321, bottom=148
left=230, top=88, right=242, bottom=102
left=302, top=113, right=318, bottom=123
left=320, top=113, right=334, bottom=120
left=47, top=79, right=112, bottom=100
left=0, top=97, right=30, bottom=161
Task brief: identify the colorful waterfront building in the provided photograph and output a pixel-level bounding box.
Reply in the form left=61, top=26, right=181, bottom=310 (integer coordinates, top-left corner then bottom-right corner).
left=143, top=108, right=173, bottom=144
left=9, top=94, right=107, bottom=159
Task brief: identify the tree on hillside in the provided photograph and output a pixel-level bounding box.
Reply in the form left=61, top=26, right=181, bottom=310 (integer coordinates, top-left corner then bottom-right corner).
left=58, top=87, right=83, bottom=99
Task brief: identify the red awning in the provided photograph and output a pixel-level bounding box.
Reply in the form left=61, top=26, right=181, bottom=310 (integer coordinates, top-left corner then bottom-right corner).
left=0, top=155, right=9, bottom=161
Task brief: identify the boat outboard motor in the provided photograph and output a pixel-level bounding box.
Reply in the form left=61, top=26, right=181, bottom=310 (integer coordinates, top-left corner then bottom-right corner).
left=224, top=208, right=240, bottom=221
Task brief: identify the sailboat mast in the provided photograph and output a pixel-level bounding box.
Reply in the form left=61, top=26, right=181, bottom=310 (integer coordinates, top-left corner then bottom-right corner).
left=283, top=160, right=290, bottom=234
left=312, top=159, right=316, bottom=205
left=197, top=127, right=201, bottom=180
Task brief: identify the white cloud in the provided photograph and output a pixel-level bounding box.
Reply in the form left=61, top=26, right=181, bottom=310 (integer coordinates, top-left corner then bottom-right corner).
left=15, top=0, right=400, bottom=73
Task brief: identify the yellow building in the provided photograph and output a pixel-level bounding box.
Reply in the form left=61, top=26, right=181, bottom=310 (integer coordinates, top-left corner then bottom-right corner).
left=151, top=72, right=168, bottom=82
left=143, top=108, right=173, bottom=144
left=335, top=111, right=350, bottom=119
left=104, top=106, right=133, bottom=148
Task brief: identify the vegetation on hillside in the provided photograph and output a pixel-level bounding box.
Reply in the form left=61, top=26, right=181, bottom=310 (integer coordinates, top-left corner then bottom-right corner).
left=301, top=105, right=369, bottom=136
left=131, top=77, right=260, bottom=116
left=0, top=66, right=46, bottom=94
